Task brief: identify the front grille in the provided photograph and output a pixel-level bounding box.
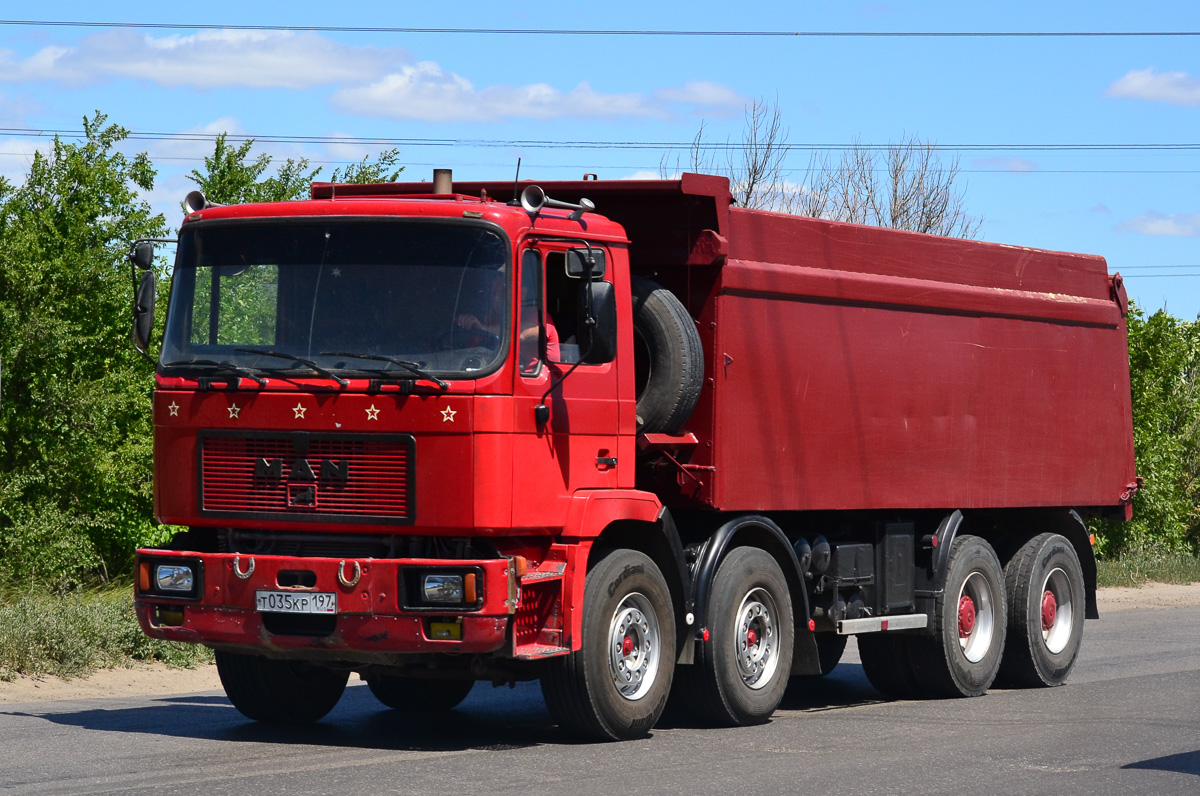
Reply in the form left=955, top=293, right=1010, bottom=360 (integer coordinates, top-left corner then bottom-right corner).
left=199, top=431, right=414, bottom=524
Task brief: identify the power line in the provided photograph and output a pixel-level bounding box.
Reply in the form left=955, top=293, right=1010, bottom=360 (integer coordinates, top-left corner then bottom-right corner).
left=1118, top=264, right=1200, bottom=270
left=2, top=150, right=1195, bottom=175
left=1, top=20, right=1198, bottom=37
left=1, top=127, right=1198, bottom=154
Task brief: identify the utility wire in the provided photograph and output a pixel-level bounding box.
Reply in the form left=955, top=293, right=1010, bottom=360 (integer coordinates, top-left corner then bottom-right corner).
left=0, top=20, right=1198, bottom=37
left=2, top=150, right=1194, bottom=174
left=0, top=127, right=1197, bottom=153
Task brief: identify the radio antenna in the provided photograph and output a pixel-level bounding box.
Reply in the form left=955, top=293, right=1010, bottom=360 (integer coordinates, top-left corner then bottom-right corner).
left=509, top=158, right=522, bottom=205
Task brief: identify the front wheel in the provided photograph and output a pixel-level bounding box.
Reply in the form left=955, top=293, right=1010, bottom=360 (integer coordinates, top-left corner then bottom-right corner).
left=996, top=533, right=1086, bottom=687
left=858, top=633, right=921, bottom=699
left=367, top=675, right=475, bottom=712
left=215, top=651, right=349, bottom=723
left=541, top=549, right=675, bottom=741
left=680, top=547, right=794, bottom=726
left=907, top=535, right=1007, bottom=698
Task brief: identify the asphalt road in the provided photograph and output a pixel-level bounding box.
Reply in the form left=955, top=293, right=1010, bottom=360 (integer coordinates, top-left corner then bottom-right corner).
left=2, top=606, right=1197, bottom=796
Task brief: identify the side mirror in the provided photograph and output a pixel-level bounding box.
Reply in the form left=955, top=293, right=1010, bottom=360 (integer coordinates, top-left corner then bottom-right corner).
left=132, top=270, right=157, bottom=354
left=566, top=247, right=606, bottom=279
left=578, top=280, right=617, bottom=364
left=129, top=241, right=154, bottom=270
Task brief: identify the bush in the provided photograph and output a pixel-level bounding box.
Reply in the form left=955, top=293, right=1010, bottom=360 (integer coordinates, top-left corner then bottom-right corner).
left=0, top=586, right=212, bottom=681
left=1092, top=304, right=1200, bottom=558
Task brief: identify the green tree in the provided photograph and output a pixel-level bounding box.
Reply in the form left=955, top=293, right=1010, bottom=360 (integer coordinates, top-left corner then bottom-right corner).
left=187, top=137, right=405, bottom=207
left=186, top=133, right=320, bottom=205
left=329, top=147, right=404, bottom=184
left=0, top=113, right=169, bottom=585
left=1094, top=303, right=1200, bottom=557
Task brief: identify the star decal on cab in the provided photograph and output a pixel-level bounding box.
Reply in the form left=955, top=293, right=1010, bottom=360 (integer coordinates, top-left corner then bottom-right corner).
left=293, top=403, right=307, bottom=419
left=365, top=404, right=380, bottom=420
left=167, top=401, right=180, bottom=417
left=441, top=406, right=456, bottom=423
left=228, top=403, right=241, bottom=419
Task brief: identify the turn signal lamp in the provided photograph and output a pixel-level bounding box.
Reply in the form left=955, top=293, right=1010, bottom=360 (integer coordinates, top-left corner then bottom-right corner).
left=137, top=561, right=151, bottom=592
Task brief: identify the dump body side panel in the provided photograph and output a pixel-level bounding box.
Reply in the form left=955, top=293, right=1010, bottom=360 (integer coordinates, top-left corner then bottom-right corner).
left=706, top=208, right=1135, bottom=513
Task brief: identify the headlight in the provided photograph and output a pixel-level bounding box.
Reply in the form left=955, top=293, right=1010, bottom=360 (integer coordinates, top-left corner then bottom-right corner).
left=155, top=564, right=195, bottom=593
left=423, top=574, right=464, bottom=603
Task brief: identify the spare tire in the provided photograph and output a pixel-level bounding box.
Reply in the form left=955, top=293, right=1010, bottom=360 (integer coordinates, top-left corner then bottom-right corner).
left=631, top=276, right=704, bottom=434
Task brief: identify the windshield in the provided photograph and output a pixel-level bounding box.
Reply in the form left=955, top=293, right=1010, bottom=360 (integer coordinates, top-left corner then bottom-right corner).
left=160, top=220, right=510, bottom=379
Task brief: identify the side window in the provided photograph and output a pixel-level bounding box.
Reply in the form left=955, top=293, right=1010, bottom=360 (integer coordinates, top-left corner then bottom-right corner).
left=518, top=249, right=543, bottom=376
left=545, top=249, right=606, bottom=365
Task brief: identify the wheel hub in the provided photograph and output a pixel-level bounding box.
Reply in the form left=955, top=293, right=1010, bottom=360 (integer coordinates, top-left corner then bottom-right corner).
left=607, top=593, right=661, bottom=701
left=958, top=595, right=977, bottom=638
left=1041, top=590, right=1057, bottom=631
left=735, top=590, right=779, bottom=689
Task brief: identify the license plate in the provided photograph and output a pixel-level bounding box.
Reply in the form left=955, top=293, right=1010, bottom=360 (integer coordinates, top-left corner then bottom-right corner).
left=255, top=590, right=337, bottom=614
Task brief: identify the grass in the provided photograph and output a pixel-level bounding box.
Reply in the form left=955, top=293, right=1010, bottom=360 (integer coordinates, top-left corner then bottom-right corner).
left=0, top=583, right=212, bottom=682
left=1096, top=551, right=1200, bottom=588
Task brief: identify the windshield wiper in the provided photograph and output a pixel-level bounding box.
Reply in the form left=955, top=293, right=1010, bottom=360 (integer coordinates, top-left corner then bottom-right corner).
left=235, top=348, right=349, bottom=387
left=161, top=358, right=268, bottom=387
left=321, top=351, right=449, bottom=390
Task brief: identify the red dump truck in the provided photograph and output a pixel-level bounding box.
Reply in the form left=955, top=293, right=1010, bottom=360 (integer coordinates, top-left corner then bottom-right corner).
left=129, top=171, right=1136, bottom=740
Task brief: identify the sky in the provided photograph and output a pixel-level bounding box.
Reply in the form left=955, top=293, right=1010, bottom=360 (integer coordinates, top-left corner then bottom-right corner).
left=1, top=1, right=1198, bottom=315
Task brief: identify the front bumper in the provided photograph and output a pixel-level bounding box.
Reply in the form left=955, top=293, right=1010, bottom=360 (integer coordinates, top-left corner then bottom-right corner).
left=135, top=550, right=516, bottom=660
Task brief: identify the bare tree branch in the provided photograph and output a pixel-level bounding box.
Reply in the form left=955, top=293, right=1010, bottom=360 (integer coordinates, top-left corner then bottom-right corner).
left=666, top=100, right=982, bottom=239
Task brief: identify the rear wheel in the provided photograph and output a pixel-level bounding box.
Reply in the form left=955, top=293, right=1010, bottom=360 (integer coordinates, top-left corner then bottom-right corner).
left=367, top=675, right=475, bottom=712
left=541, top=549, right=675, bottom=741
left=907, top=535, right=1007, bottom=698
left=215, top=651, right=348, bottom=723
left=681, top=547, right=794, bottom=726
left=996, top=533, right=1086, bottom=687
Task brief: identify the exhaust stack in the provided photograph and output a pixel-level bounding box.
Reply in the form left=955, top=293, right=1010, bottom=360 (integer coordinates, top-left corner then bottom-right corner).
left=433, top=169, right=453, bottom=194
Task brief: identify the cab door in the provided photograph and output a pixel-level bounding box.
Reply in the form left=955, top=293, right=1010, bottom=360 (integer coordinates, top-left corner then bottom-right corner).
left=510, top=244, right=622, bottom=531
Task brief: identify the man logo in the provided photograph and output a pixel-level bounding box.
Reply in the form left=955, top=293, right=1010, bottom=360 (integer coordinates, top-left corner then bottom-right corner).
left=255, top=456, right=349, bottom=509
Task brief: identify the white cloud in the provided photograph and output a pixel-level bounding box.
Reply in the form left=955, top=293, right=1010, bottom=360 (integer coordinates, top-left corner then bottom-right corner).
left=1106, top=68, right=1200, bottom=106
left=622, top=170, right=666, bottom=180
left=971, top=157, right=1037, bottom=172
left=0, top=30, right=745, bottom=123
left=332, top=62, right=745, bottom=122
left=1118, top=211, right=1200, bottom=236
left=0, top=29, right=402, bottom=89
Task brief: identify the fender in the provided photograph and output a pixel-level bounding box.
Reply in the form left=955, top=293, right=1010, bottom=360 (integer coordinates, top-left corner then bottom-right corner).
left=690, top=514, right=820, bottom=675
left=558, top=489, right=679, bottom=654
left=930, top=509, right=966, bottom=592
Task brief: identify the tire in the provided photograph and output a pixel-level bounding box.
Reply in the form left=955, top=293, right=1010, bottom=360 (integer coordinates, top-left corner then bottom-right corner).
left=857, top=633, right=922, bottom=699
left=907, top=535, right=1007, bottom=698
left=680, top=547, right=794, bottom=726
left=215, top=651, right=348, bottom=723
left=630, top=276, right=703, bottom=434
left=367, top=675, right=475, bottom=712
left=541, top=549, right=675, bottom=741
left=797, top=633, right=848, bottom=678
left=996, top=533, right=1086, bottom=688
